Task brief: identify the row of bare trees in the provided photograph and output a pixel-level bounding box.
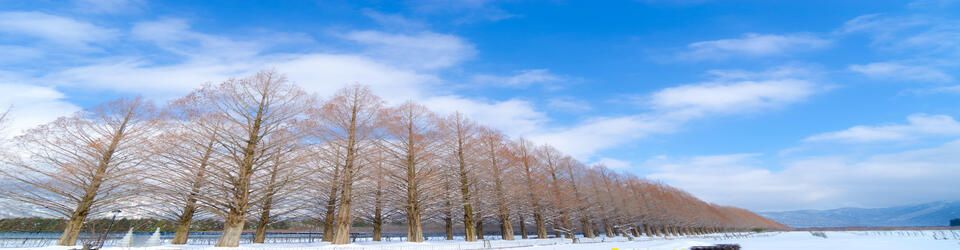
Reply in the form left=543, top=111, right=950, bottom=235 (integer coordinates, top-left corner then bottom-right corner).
left=0, top=70, right=785, bottom=248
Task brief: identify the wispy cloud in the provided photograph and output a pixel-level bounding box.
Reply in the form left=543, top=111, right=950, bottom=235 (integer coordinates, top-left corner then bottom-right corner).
left=420, top=96, right=548, bottom=137
left=590, top=157, right=633, bottom=169
left=805, top=114, right=960, bottom=143
left=72, top=0, right=145, bottom=14
left=533, top=66, right=822, bottom=159
left=849, top=62, right=953, bottom=83
left=341, top=30, right=476, bottom=70
left=679, top=33, right=830, bottom=60
left=1, top=16, right=546, bottom=142
left=647, top=141, right=960, bottom=211
left=841, top=14, right=960, bottom=56
left=0, top=82, right=80, bottom=137
left=406, top=0, right=514, bottom=23
left=0, top=11, right=118, bottom=49
left=547, top=97, right=592, bottom=112
left=471, top=69, right=565, bottom=88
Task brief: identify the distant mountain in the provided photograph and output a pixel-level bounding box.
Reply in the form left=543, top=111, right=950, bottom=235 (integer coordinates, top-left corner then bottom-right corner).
left=760, top=201, right=960, bottom=228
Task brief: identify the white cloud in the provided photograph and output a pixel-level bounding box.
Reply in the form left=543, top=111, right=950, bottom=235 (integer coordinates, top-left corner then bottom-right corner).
left=44, top=19, right=447, bottom=102
left=590, top=157, right=633, bottom=169
left=532, top=67, right=821, bottom=160
left=646, top=141, right=960, bottom=211
left=26, top=17, right=542, bottom=140
left=849, top=62, right=953, bottom=83
left=840, top=14, right=960, bottom=55
left=805, top=114, right=960, bottom=143
left=0, top=11, right=117, bottom=49
left=362, top=10, right=429, bottom=31
left=0, top=83, right=81, bottom=138
left=650, top=79, right=816, bottom=118
left=420, top=96, right=547, bottom=137
left=919, top=85, right=960, bottom=94
left=73, top=0, right=145, bottom=14
left=0, top=45, right=43, bottom=63
left=46, top=53, right=441, bottom=103
left=407, top=0, right=514, bottom=23
left=131, top=18, right=265, bottom=59
left=471, top=69, right=564, bottom=87
left=547, top=97, right=591, bottom=112
left=908, top=0, right=959, bottom=9
left=341, top=30, right=476, bottom=70
left=680, top=33, right=830, bottom=60
left=530, top=115, right=677, bottom=159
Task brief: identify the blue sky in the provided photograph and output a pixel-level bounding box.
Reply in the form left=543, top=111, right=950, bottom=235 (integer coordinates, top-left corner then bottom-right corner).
left=1, top=0, right=959, bottom=212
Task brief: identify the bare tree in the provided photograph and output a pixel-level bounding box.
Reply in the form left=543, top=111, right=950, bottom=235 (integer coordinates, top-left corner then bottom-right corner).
left=477, top=128, right=515, bottom=240
left=143, top=94, right=227, bottom=245
left=538, top=145, right=572, bottom=238
left=355, top=146, right=397, bottom=241
left=314, top=143, right=343, bottom=242
left=189, top=70, right=313, bottom=247
left=562, top=158, right=594, bottom=238
left=438, top=112, right=480, bottom=241
left=514, top=138, right=548, bottom=239
left=312, top=85, right=385, bottom=245
left=252, top=131, right=310, bottom=243
left=0, top=98, right=157, bottom=246
left=381, top=102, right=440, bottom=242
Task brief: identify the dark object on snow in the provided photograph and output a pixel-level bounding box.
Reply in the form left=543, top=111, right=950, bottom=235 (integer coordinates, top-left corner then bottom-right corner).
left=950, top=218, right=960, bottom=226
left=690, top=244, right=741, bottom=250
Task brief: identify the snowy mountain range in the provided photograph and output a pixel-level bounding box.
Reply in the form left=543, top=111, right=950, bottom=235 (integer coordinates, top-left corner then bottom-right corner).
left=760, top=201, right=960, bottom=228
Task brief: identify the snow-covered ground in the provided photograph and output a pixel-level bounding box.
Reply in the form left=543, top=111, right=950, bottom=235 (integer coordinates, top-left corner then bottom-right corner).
left=12, top=231, right=960, bottom=250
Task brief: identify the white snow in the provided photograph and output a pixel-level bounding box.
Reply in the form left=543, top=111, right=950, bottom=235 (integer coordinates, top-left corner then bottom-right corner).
left=10, top=231, right=960, bottom=250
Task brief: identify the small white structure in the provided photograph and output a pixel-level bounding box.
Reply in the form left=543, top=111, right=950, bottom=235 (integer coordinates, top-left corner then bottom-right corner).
left=119, top=228, right=134, bottom=247
left=145, top=227, right=162, bottom=246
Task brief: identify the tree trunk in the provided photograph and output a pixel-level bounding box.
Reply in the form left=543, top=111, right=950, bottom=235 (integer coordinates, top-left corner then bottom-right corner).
left=534, top=211, right=547, bottom=239
left=217, top=213, right=245, bottom=247
left=254, top=207, right=270, bottom=243
left=372, top=181, right=384, bottom=242
left=406, top=202, right=424, bottom=242
left=580, top=217, right=595, bottom=238
left=455, top=123, right=477, bottom=242
left=500, top=218, right=514, bottom=240
left=321, top=205, right=336, bottom=242
left=518, top=214, right=528, bottom=239
left=331, top=168, right=355, bottom=244
left=332, top=106, right=362, bottom=245
left=321, top=164, right=341, bottom=242
left=444, top=215, right=454, bottom=240
left=404, top=121, right=424, bottom=243
left=57, top=216, right=85, bottom=246
left=476, top=219, right=484, bottom=240
left=372, top=216, right=382, bottom=242
left=603, top=219, right=614, bottom=237
left=498, top=213, right=514, bottom=240
left=442, top=177, right=455, bottom=241
left=172, top=200, right=198, bottom=244
left=172, top=221, right=191, bottom=245
left=173, top=136, right=214, bottom=245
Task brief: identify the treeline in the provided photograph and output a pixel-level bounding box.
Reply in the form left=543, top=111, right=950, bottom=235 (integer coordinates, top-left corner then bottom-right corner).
left=0, top=217, right=349, bottom=232
left=0, top=70, right=786, bottom=248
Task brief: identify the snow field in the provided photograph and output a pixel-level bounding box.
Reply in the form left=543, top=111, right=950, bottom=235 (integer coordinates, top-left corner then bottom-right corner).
left=14, top=230, right=960, bottom=250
